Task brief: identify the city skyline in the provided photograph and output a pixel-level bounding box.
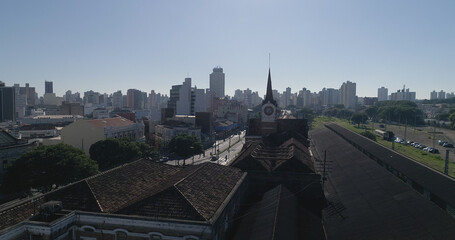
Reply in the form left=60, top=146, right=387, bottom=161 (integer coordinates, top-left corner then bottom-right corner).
left=1, top=1, right=454, bottom=99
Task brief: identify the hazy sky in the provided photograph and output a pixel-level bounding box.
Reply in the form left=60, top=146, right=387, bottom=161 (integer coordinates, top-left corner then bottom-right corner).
left=1, top=0, right=454, bottom=99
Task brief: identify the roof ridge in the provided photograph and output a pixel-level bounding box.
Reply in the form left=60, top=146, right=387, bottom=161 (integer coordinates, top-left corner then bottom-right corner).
left=84, top=179, right=104, bottom=212
left=173, top=163, right=207, bottom=186
left=271, top=184, right=282, bottom=240
left=173, top=185, right=207, bottom=221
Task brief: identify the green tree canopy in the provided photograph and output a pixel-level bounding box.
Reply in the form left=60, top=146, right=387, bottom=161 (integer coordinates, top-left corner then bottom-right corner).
left=2, top=144, right=98, bottom=193
left=375, top=100, right=424, bottom=125
left=90, top=138, right=159, bottom=171
left=168, top=134, right=203, bottom=165
left=351, top=112, right=368, bottom=127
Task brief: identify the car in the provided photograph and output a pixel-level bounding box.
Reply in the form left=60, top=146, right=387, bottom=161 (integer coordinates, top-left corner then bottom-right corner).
left=159, top=157, right=169, bottom=162
left=443, top=143, right=454, bottom=148
left=438, top=140, right=446, bottom=146
left=429, top=148, right=440, bottom=154
left=210, top=156, right=219, bottom=161
left=423, top=147, right=429, bottom=152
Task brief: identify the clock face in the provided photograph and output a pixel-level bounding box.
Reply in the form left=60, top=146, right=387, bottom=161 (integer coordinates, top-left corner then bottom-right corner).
left=264, top=106, right=274, bottom=116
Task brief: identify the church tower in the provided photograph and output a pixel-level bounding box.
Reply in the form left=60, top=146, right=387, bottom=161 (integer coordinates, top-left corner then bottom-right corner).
left=260, top=68, right=278, bottom=135
left=261, top=68, right=278, bottom=122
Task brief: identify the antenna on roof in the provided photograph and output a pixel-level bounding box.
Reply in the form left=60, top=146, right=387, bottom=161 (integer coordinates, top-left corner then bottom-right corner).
left=268, top=53, right=271, bottom=68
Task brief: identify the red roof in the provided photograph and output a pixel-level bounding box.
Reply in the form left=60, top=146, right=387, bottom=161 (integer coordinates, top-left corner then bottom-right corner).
left=87, top=116, right=135, bottom=128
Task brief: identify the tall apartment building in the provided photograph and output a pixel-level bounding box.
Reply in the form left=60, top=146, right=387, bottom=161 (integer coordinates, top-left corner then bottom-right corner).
left=126, top=89, right=143, bottom=110
left=389, top=86, right=416, bottom=102
left=430, top=90, right=438, bottom=100
left=84, top=90, right=100, bottom=105
left=45, top=81, right=53, bottom=94
left=340, top=81, right=357, bottom=109
left=210, top=67, right=225, bottom=98
left=320, top=88, right=340, bottom=106
left=378, top=87, right=388, bottom=102
left=438, top=90, right=446, bottom=99
left=112, top=90, right=123, bottom=108
left=0, top=82, right=16, bottom=122
left=168, top=78, right=207, bottom=115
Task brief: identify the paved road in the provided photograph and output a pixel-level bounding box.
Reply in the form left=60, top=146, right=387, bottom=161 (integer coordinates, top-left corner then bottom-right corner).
left=167, top=131, right=246, bottom=166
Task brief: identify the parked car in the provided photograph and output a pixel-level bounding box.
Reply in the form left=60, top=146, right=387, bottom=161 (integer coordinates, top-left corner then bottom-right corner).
left=210, top=156, right=219, bottom=161
left=159, top=157, right=169, bottom=162
left=429, top=148, right=440, bottom=154
left=443, top=143, right=454, bottom=148
left=438, top=140, right=446, bottom=146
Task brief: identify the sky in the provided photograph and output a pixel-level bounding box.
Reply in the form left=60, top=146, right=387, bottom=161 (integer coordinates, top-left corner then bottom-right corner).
left=1, top=0, right=454, bottom=99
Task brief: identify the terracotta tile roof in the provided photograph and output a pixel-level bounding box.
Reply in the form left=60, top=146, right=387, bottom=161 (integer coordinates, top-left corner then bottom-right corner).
left=0, top=160, right=246, bottom=230
left=176, top=163, right=245, bottom=221
left=0, top=196, right=46, bottom=230
left=87, top=116, right=135, bottom=128
left=230, top=138, right=314, bottom=173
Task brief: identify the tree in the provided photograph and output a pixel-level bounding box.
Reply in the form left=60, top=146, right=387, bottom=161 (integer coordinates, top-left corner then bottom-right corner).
left=351, top=112, right=368, bottom=127
left=365, top=106, right=378, bottom=121
left=449, top=112, right=455, bottom=128
left=168, top=134, right=203, bottom=165
left=2, top=144, right=98, bottom=193
left=90, top=138, right=158, bottom=171
left=360, top=131, right=377, bottom=141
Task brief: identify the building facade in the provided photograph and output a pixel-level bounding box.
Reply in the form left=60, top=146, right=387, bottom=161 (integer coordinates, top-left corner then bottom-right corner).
left=340, top=81, right=356, bottom=109
left=378, top=87, right=388, bottom=102
left=209, top=67, right=225, bottom=98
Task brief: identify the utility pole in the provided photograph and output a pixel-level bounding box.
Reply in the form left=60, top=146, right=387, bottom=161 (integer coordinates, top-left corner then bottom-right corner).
left=444, top=150, right=450, bottom=175
left=322, top=150, right=327, bottom=188
left=404, top=118, right=407, bottom=144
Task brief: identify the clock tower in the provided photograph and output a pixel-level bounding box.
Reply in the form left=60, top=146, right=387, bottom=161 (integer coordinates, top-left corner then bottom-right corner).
left=261, top=68, right=278, bottom=122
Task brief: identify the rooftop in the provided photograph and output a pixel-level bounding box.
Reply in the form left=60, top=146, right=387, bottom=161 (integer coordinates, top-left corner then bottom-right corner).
left=87, top=116, right=136, bottom=128
left=0, top=160, right=246, bottom=230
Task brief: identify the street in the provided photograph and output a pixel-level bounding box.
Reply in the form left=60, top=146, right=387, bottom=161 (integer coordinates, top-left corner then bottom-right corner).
left=167, top=130, right=246, bottom=166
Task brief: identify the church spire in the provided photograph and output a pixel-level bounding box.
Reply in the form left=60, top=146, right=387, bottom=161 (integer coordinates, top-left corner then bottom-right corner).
left=263, top=68, right=277, bottom=106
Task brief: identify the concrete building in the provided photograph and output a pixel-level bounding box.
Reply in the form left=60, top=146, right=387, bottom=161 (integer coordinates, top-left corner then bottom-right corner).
left=13, top=84, right=27, bottom=118
left=210, top=67, right=225, bottom=98
left=59, top=102, right=84, bottom=116
left=0, top=84, right=16, bottom=122
left=320, top=88, right=340, bottom=106
left=390, top=86, right=416, bottom=102
left=112, top=90, right=123, bottom=108
left=44, top=81, right=53, bottom=94
left=83, top=90, right=100, bottom=105
left=43, top=93, right=63, bottom=106
left=438, top=90, right=446, bottom=99
left=378, top=87, right=388, bottom=101
left=340, top=81, right=356, bottom=109
left=155, top=117, right=201, bottom=144
left=92, top=108, right=110, bottom=119
left=168, top=78, right=206, bottom=115
left=18, top=124, right=59, bottom=139
left=61, top=116, right=144, bottom=154
left=430, top=90, right=438, bottom=100
left=127, top=89, right=143, bottom=110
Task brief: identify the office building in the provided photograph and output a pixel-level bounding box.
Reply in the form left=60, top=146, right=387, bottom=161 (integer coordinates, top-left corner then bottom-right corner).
left=210, top=67, right=225, bottom=98
left=45, top=81, right=53, bottom=94
left=0, top=83, right=16, bottom=122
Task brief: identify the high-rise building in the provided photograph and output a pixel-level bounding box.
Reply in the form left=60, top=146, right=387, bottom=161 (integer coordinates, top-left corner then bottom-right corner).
left=438, top=90, right=446, bottom=99
left=378, top=87, right=388, bottom=102
left=84, top=90, right=100, bottom=105
left=112, top=91, right=123, bottom=109
left=389, top=86, right=416, bottom=102
left=45, top=81, right=53, bottom=94
left=127, top=89, right=143, bottom=110
left=0, top=83, right=16, bottom=122
left=210, top=67, right=225, bottom=98
left=168, top=78, right=207, bottom=115
left=340, top=81, right=357, bottom=109
left=430, top=90, right=438, bottom=100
